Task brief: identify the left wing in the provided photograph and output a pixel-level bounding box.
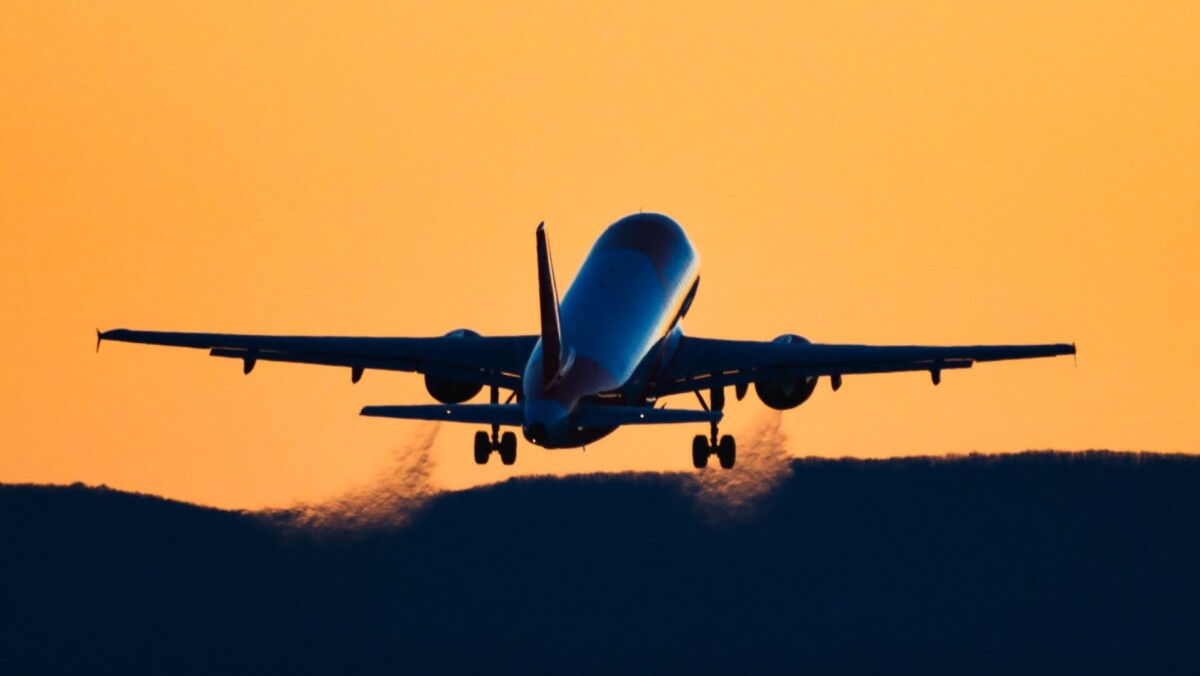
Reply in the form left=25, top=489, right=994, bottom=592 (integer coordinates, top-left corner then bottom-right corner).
left=650, top=336, right=1075, bottom=397
left=98, top=329, right=537, bottom=388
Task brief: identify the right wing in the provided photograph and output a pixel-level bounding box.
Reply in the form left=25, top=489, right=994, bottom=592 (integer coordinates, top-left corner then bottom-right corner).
left=650, top=336, right=1076, bottom=397
left=98, top=329, right=537, bottom=389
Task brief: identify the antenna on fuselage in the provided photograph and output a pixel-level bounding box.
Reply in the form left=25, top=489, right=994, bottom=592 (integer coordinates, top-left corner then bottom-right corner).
left=536, top=222, right=566, bottom=390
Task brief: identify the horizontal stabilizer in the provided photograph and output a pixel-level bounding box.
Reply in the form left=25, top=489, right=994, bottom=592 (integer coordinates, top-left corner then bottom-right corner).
left=360, top=404, right=524, bottom=426
left=574, top=405, right=721, bottom=428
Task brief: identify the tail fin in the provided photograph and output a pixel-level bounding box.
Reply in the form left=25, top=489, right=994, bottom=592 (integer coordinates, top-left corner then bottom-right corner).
left=536, top=223, right=564, bottom=388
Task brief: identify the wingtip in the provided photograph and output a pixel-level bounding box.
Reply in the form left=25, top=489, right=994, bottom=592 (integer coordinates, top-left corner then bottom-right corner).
left=95, top=328, right=102, bottom=353
left=537, top=221, right=545, bottom=232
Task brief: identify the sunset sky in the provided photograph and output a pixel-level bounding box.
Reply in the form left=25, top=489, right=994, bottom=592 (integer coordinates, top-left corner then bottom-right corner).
left=2, top=1, right=1197, bottom=509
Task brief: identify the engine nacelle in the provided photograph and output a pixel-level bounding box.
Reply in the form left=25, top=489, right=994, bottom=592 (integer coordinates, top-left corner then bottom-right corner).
left=424, top=329, right=484, bottom=404
left=754, top=334, right=819, bottom=410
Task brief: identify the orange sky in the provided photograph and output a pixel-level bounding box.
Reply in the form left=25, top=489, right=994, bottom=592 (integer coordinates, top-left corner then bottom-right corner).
left=2, top=2, right=1198, bottom=510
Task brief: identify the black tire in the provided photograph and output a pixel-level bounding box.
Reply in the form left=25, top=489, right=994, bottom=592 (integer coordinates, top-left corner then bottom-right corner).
left=692, top=434, right=709, bottom=469
left=473, top=431, right=491, bottom=465
left=718, top=435, right=737, bottom=469
left=499, top=431, right=518, bottom=466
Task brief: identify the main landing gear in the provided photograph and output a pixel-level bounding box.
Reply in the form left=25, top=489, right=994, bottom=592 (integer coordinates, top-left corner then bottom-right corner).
left=692, top=386, right=736, bottom=469
left=474, top=429, right=516, bottom=466
left=474, top=385, right=516, bottom=465
left=692, top=429, right=736, bottom=469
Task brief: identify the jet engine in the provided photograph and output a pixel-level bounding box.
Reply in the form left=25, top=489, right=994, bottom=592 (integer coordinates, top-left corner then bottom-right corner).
left=424, top=329, right=484, bottom=403
left=754, top=334, right=819, bottom=410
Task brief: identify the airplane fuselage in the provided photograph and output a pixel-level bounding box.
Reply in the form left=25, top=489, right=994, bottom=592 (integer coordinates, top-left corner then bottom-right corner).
left=522, top=213, right=700, bottom=448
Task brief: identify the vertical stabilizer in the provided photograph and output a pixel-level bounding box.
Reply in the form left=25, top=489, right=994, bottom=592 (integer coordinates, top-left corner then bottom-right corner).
left=536, top=223, right=563, bottom=388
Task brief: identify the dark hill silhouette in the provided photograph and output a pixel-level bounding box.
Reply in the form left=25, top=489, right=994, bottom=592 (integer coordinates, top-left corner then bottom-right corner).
left=3, top=452, right=1199, bottom=675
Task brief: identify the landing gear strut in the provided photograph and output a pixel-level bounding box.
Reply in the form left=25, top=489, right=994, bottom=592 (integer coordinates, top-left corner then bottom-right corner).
left=691, top=386, right=736, bottom=469
left=474, top=386, right=518, bottom=466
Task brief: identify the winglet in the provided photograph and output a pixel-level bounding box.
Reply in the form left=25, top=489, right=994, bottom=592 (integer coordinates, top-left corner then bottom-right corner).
left=96, top=328, right=102, bottom=353
left=536, top=222, right=564, bottom=389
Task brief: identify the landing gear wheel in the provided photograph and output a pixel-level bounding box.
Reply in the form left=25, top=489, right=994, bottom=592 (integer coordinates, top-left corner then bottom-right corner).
left=692, top=434, right=710, bottom=469
left=473, top=431, right=491, bottom=465
left=717, top=435, right=737, bottom=469
left=498, top=431, right=518, bottom=466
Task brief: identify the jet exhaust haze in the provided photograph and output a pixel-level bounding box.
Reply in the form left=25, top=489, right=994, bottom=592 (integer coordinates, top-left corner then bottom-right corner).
left=265, top=424, right=442, bottom=535
left=265, top=416, right=793, bottom=536
left=683, top=412, right=792, bottom=524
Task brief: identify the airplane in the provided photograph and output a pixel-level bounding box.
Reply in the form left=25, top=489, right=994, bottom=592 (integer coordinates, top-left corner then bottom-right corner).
left=98, top=213, right=1076, bottom=469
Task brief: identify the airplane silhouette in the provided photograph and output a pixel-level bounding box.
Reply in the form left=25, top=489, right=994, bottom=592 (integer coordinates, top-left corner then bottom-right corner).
left=99, top=213, right=1075, bottom=469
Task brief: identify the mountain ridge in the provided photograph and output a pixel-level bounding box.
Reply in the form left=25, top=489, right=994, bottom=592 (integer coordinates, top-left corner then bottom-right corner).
left=2, top=451, right=1197, bottom=675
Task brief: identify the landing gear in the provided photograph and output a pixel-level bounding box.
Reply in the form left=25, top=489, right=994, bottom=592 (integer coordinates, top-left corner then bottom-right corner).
left=692, top=435, right=709, bottom=469
left=691, top=432, right=737, bottom=469
left=473, top=431, right=491, bottom=465
left=498, top=431, right=517, bottom=466
left=474, top=386, right=518, bottom=466
left=473, top=429, right=518, bottom=465
left=691, top=386, right=736, bottom=469
left=700, top=401, right=734, bottom=470
left=717, top=434, right=737, bottom=469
